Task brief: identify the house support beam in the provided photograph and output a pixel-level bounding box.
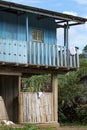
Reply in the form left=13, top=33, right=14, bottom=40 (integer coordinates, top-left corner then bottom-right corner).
left=26, top=13, right=28, bottom=41
left=64, top=22, right=70, bottom=68
left=18, top=76, right=23, bottom=123
left=26, top=13, right=29, bottom=63
left=51, top=74, right=58, bottom=122
left=64, top=22, right=69, bottom=48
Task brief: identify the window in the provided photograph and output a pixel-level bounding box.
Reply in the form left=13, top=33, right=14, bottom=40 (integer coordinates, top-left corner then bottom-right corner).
left=32, top=29, right=43, bottom=42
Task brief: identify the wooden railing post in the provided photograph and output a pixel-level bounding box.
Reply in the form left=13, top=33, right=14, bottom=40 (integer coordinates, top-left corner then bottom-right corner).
left=51, top=74, right=58, bottom=122
left=76, top=47, right=79, bottom=68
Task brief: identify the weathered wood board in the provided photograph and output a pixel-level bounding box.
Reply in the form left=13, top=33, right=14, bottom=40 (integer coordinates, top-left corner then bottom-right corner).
left=20, top=92, right=54, bottom=123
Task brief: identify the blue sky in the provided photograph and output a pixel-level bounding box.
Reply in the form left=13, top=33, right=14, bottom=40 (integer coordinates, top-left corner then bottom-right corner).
left=5, top=0, right=87, bottom=52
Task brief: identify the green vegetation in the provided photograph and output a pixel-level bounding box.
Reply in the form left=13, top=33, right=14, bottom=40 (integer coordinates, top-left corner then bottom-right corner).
left=59, top=45, right=87, bottom=125
left=0, top=124, right=55, bottom=130
left=58, top=72, right=87, bottom=124
left=22, top=74, right=51, bottom=92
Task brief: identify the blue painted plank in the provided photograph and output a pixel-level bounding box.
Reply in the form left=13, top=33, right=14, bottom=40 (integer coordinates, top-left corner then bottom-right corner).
left=70, top=55, right=73, bottom=67
left=53, top=45, right=56, bottom=66
left=64, top=47, right=67, bottom=67
left=56, top=46, right=59, bottom=67
left=41, top=43, right=44, bottom=65
left=76, top=49, right=79, bottom=68
left=48, top=45, right=51, bottom=66
left=60, top=46, right=63, bottom=66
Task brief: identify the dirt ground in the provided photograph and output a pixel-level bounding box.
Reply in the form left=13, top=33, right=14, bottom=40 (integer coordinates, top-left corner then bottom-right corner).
left=37, top=125, right=87, bottom=130
left=37, top=123, right=87, bottom=130
left=58, top=126, right=87, bottom=130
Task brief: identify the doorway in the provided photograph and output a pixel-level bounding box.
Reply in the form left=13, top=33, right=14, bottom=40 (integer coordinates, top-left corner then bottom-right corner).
left=0, top=75, right=19, bottom=123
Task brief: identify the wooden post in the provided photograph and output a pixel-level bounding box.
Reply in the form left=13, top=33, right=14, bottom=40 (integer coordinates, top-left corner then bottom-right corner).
left=26, top=13, right=28, bottom=42
left=26, top=13, right=29, bottom=63
left=18, top=76, right=23, bottom=123
left=51, top=74, right=58, bottom=122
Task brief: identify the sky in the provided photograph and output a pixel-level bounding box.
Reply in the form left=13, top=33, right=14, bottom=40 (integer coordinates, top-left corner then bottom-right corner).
left=5, top=0, right=87, bottom=53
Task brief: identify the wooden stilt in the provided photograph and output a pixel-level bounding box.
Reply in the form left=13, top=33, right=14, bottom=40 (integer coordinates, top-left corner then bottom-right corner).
left=18, top=76, right=23, bottom=123
left=51, top=74, right=58, bottom=122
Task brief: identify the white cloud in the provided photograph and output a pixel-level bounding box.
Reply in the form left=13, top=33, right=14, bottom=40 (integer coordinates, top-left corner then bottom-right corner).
left=57, top=23, right=87, bottom=53
left=63, top=11, right=78, bottom=16
left=73, top=0, right=87, bottom=4
left=69, top=25, right=87, bottom=52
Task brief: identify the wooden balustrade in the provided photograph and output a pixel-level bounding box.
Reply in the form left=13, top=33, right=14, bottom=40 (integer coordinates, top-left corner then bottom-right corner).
left=28, top=41, right=79, bottom=68
left=0, top=38, right=79, bottom=68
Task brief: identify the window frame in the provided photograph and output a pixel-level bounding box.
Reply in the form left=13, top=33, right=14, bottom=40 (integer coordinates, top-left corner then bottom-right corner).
left=32, top=29, right=44, bottom=43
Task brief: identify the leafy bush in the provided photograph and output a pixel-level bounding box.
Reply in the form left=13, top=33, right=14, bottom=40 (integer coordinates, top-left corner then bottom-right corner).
left=58, top=71, right=87, bottom=124
left=22, top=75, right=51, bottom=92
left=76, top=104, right=87, bottom=124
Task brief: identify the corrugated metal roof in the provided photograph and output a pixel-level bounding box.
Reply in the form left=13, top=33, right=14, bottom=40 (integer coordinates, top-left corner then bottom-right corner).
left=0, top=0, right=87, bottom=25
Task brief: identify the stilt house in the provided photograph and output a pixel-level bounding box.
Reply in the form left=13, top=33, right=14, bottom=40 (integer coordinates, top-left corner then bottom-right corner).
left=0, top=0, right=86, bottom=125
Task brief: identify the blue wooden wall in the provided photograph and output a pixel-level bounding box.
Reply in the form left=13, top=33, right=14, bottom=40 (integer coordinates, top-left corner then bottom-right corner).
left=0, top=11, right=56, bottom=64
left=0, top=11, right=56, bottom=44
left=28, top=13, right=56, bottom=44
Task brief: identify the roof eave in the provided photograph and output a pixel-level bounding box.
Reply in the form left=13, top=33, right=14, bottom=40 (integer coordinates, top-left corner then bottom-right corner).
left=0, top=1, right=87, bottom=25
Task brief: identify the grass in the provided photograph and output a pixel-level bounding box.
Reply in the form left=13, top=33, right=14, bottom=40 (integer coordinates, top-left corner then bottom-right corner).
left=0, top=124, right=87, bottom=130
left=0, top=124, right=54, bottom=130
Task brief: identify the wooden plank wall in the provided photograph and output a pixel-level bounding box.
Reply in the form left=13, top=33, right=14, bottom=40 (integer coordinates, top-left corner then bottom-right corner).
left=0, top=75, right=19, bottom=122
left=0, top=39, right=27, bottom=64
left=19, top=92, right=54, bottom=123
left=0, top=96, right=8, bottom=121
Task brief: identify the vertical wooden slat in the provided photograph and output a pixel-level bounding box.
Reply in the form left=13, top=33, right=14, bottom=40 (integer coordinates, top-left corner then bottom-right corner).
left=60, top=46, right=63, bottom=66
left=23, top=93, right=26, bottom=122
left=29, top=41, right=32, bottom=64
left=49, top=94, right=52, bottom=122
left=70, top=55, right=73, bottom=68
left=53, top=45, right=56, bottom=66
left=33, top=42, right=36, bottom=64
left=73, top=55, right=76, bottom=68
left=57, top=46, right=59, bottom=67
left=41, top=43, right=44, bottom=65
left=34, top=93, right=37, bottom=122
left=33, top=93, right=36, bottom=122
left=42, top=93, right=46, bottom=123
left=29, top=93, right=32, bottom=122
left=37, top=43, right=40, bottom=65
left=64, top=46, right=67, bottom=67
left=39, top=43, right=41, bottom=65
left=48, top=45, right=51, bottom=66
left=26, top=93, right=29, bottom=122
left=45, top=44, right=48, bottom=65
left=76, top=49, right=79, bottom=68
